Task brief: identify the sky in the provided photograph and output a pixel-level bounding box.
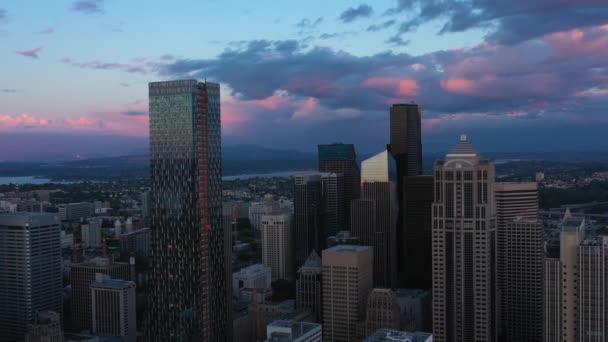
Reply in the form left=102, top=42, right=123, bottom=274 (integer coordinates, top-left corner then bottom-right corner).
left=1, top=0, right=608, bottom=160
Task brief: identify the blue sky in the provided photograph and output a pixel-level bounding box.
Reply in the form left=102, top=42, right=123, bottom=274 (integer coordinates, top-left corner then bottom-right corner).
left=1, top=0, right=608, bottom=160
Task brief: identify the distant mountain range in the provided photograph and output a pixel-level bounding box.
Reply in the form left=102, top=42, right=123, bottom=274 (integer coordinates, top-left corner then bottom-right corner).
left=2, top=142, right=608, bottom=181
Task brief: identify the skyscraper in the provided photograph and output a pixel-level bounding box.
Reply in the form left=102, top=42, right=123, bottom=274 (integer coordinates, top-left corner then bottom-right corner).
left=352, top=150, right=397, bottom=287
left=544, top=258, right=562, bottom=342
left=560, top=213, right=585, bottom=342
left=402, top=175, right=433, bottom=289
left=296, top=251, right=323, bottom=322
left=351, top=184, right=397, bottom=287
left=145, top=80, right=228, bottom=341
left=318, top=143, right=360, bottom=228
left=431, top=135, right=496, bottom=342
left=322, top=245, right=373, bottom=342
left=365, top=289, right=401, bottom=336
left=577, top=240, right=608, bottom=341
left=387, top=104, right=422, bottom=286
left=294, top=173, right=343, bottom=270
left=294, top=174, right=323, bottom=269
left=71, top=258, right=130, bottom=332
left=91, top=275, right=137, bottom=342
left=494, top=182, right=541, bottom=341
left=261, top=213, right=294, bottom=281
left=0, top=213, right=63, bottom=342
left=24, top=311, right=63, bottom=342
left=499, top=219, right=543, bottom=342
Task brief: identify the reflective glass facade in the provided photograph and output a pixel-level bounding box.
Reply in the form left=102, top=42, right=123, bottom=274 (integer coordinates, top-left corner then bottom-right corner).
left=144, top=80, right=228, bottom=341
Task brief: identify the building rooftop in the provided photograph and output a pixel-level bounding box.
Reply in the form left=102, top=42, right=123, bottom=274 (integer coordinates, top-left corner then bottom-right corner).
left=302, top=250, right=321, bottom=268
left=91, top=278, right=135, bottom=290
left=365, top=329, right=432, bottom=342
left=234, top=263, right=271, bottom=276
left=325, top=244, right=370, bottom=253
left=318, top=143, right=356, bottom=161
left=266, top=320, right=321, bottom=342
left=446, top=134, right=480, bottom=157
left=0, top=212, right=58, bottom=227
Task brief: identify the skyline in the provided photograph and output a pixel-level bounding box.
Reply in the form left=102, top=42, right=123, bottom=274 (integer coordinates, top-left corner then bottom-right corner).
left=1, top=0, right=608, bottom=158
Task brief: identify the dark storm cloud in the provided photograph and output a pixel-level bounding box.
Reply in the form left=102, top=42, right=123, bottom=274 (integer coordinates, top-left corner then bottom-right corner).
left=387, top=0, right=608, bottom=44
left=339, top=4, right=373, bottom=23
left=71, top=0, right=105, bottom=14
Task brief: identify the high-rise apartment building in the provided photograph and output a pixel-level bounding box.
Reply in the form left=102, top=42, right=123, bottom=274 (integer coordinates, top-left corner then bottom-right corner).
left=71, top=257, right=130, bottom=332
left=494, top=182, right=541, bottom=342
left=365, top=289, right=401, bottom=336
left=561, top=213, right=586, bottom=342
left=296, top=251, right=323, bottom=322
left=0, top=213, right=63, bottom=342
left=322, top=245, right=373, bottom=342
left=24, top=311, right=63, bottom=342
left=261, top=213, right=294, bottom=281
left=318, top=143, right=359, bottom=228
left=144, top=80, right=228, bottom=341
left=387, top=104, right=422, bottom=286
left=402, top=175, right=433, bottom=289
left=499, top=218, right=543, bottom=342
left=91, top=275, right=137, bottom=342
left=294, top=173, right=343, bottom=270
left=431, top=135, right=496, bottom=342
left=577, top=240, right=608, bottom=341
left=544, top=258, right=562, bottom=342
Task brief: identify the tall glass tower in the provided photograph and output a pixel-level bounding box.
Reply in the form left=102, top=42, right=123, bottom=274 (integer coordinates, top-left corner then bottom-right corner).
left=144, top=80, right=228, bottom=341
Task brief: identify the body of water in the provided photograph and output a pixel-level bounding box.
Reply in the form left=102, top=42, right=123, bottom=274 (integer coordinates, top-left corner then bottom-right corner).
left=0, top=171, right=313, bottom=185
left=222, top=170, right=313, bottom=181
left=0, top=176, right=86, bottom=185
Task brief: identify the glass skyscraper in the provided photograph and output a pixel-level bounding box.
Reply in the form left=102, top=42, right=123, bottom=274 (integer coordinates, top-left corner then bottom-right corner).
left=144, top=80, right=228, bottom=341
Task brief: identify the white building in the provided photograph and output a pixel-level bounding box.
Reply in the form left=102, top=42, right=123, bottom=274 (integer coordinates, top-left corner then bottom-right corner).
left=266, top=320, right=322, bottom=342
left=90, top=274, right=137, bottom=342
left=233, top=263, right=272, bottom=298
left=262, top=213, right=294, bottom=281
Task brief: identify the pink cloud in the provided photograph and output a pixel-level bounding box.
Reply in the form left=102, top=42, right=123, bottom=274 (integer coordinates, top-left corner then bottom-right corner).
left=361, top=77, right=419, bottom=97
left=440, top=73, right=560, bottom=99
left=545, top=25, right=608, bottom=58
left=248, top=92, right=290, bottom=111
left=291, top=97, right=321, bottom=121
left=16, top=47, right=43, bottom=59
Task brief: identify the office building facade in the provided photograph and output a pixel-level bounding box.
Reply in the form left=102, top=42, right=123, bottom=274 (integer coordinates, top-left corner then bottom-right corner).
left=318, top=143, right=360, bottom=228
left=296, top=251, right=323, bottom=322
left=91, top=276, right=137, bottom=342
left=402, top=175, right=433, bottom=289
left=387, top=104, right=423, bottom=287
left=58, top=202, right=93, bottom=221
left=322, top=245, right=373, bottom=342
left=24, top=311, right=63, bottom=342
left=71, top=258, right=130, bottom=332
left=0, top=213, right=63, bottom=342
left=365, top=289, right=401, bottom=337
left=145, top=80, right=228, bottom=341
left=431, top=135, right=496, bottom=342
left=261, top=213, right=294, bottom=281
left=499, top=219, right=544, bottom=342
